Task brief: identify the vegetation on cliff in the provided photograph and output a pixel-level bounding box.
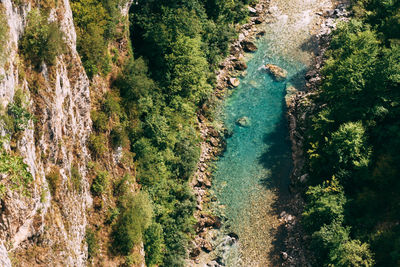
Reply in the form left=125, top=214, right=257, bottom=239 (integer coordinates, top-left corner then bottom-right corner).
left=302, top=1, right=400, bottom=266
left=69, top=0, right=255, bottom=265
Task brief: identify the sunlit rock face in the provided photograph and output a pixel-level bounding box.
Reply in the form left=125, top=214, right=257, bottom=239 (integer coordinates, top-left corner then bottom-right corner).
left=0, top=0, right=94, bottom=265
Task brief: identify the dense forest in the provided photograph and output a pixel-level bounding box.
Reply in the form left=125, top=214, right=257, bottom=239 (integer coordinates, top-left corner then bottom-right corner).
left=301, top=0, right=400, bottom=266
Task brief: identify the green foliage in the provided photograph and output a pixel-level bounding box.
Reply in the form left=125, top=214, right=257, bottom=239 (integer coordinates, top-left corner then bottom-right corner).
left=144, top=223, right=165, bottom=266
left=331, top=239, right=374, bottom=267
left=0, top=149, right=34, bottom=198
left=91, top=111, right=108, bottom=133
left=0, top=5, right=9, bottom=62
left=71, top=165, right=81, bottom=192
left=311, top=220, right=350, bottom=261
left=71, top=0, right=121, bottom=77
left=46, top=168, right=60, bottom=197
left=89, top=133, right=108, bottom=158
left=91, top=170, right=109, bottom=196
left=303, top=2, right=400, bottom=266
left=113, top=174, right=134, bottom=197
left=302, top=178, right=346, bottom=232
left=112, top=191, right=153, bottom=255
left=20, top=9, right=65, bottom=67
left=86, top=228, right=99, bottom=259
left=3, top=90, right=33, bottom=136
left=165, top=35, right=212, bottom=104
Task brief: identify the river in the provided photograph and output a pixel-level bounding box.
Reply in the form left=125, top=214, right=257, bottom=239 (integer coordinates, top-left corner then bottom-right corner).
left=209, top=0, right=333, bottom=266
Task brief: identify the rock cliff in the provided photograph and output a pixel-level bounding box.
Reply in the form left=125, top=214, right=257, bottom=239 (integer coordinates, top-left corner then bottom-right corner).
left=0, top=0, right=133, bottom=265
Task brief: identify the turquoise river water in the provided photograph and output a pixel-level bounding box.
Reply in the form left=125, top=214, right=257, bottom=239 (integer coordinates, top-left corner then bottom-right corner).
left=209, top=0, right=333, bottom=266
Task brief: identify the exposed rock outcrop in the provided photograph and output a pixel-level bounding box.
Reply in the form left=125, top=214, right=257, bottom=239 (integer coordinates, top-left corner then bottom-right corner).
left=0, top=0, right=134, bottom=266
left=265, top=64, right=288, bottom=81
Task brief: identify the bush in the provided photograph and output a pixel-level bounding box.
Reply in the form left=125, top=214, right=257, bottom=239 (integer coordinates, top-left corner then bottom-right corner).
left=302, top=178, right=346, bottom=232
left=91, top=170, right=109, bottom=196
left=89, top=133, right=108, bottom=158
left=113, top=174, right=134, bottom=197
left=71, top=0, right=118, bottom=77
left=0, top=149, right=34, bottom=198
left=86, top=228, right=99, bottom=259
left=71, top=165, right=81, bottom=192
left=91, top=111, right=108, bottom=132
left=20, top=9, right=65, bottom=67
left=0, top=5, right=9, bottom=62
left=144, top=223, right=165, bottom=266
left=112, top=191, right=153, bottom=255
left=46, top=168, right=60, bottom=197
left=110, top=125, right=128, bottom=148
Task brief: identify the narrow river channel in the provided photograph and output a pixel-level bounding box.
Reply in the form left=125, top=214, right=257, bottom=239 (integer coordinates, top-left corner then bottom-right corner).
left=209, top=0, right=333, bottom=266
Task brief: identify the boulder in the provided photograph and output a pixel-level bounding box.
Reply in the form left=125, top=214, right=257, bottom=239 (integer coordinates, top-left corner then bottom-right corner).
left=247, top=6, right=257, bottom=16
left=202, top=241, right=213, bottom=253
left=265, top=64, right=288, bottom=81
left=234, top=60, right=248, bottom=71
left=203, top=214, right=222, bottom=229
left=236, top=116, right=250, bottom=127
left=241, top=40, right=258, bottom=52
left=254, top=17, right=263, bottom=24
left=190, top=247, right=201, bottom=259
left=281, top=251, right=288, bottom=261
left=228, top=232, right=239, bottom=240
left=256, top=30, right=266, bottom=37
left=229, top=77, right=240, bottom=87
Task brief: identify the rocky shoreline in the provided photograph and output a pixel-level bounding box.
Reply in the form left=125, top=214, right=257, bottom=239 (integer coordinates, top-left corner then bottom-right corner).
left=189, top=1, right=273, bottom=265
left=189, top=0, right=350, bottom=266
left=283, top=2, right=350, bottom=267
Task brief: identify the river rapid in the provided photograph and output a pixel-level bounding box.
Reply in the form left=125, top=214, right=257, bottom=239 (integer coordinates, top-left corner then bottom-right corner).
left=209, top=0, right=334, bottom=266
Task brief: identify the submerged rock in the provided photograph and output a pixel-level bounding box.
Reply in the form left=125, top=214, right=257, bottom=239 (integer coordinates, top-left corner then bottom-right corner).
left=236, top=116, right=251, bottom=127
left=265, top=64, right=288, bottom=81
left=241, top=40, right=258, bottom=52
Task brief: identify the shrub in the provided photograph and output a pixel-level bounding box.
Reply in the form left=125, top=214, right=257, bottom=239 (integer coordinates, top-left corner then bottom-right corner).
left=105, top=207, right=120, bottom=225
left=86, top=228, right=99, bottom=259
left=112, top=191, right=153, bottom=255
left=91, top=170, right=109, bottom=196
left=46, top=168, right=60, bottom=197
left=71, top=0, right=112, bottom=78
left=113, top=174, right=134, bottom=197
left=302, top=178, right=346, bottom=232
left=71, top=165, right=81, bottom=192
left=91, top=110, right=108, bottom=132
left=0, top=149, right=34, bottom=198
left=20, top=9, right=65, bottom=67
left=110, top=125, right=128, bottom=148
left=144, top=223, right=165, bottom=266
left=89, top=133, right=108, bottom=158
left=0, top=5, right=9, bottom=62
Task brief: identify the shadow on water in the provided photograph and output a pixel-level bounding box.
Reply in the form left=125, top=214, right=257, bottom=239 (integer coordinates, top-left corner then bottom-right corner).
left=258, top=77, right=306, bottom=265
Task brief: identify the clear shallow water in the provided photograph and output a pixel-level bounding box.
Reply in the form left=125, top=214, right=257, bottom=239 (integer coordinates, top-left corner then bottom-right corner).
left=211, top=0, right=332, bottom=265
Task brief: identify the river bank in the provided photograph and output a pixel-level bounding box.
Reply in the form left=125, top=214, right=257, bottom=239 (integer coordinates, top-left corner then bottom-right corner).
left=189, top=0, right=350, bottom=266
left=189, top=1, right=273, bottom=265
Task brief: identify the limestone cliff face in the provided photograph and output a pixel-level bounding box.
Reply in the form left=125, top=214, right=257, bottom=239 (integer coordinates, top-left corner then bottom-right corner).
left=0, top=0, right=131, bottom=265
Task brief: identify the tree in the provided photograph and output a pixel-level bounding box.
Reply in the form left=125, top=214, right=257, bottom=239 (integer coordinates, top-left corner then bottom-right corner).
left=165, top=35, right=212, bottom=104
left=303, top=178, right=346, bottom=232
left=311, top=220, right=350, bottom=263
left=112, top=192, right=153, bottom=255
left=329, top=239, right=374, bottom=267
left=20, top=9, right=65, bottom=67
left=144, top=223, right=165, bottom=266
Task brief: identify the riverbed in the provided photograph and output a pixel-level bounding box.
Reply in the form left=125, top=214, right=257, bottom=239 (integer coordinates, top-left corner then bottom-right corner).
left=210, top=0, right=333, bottom=266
